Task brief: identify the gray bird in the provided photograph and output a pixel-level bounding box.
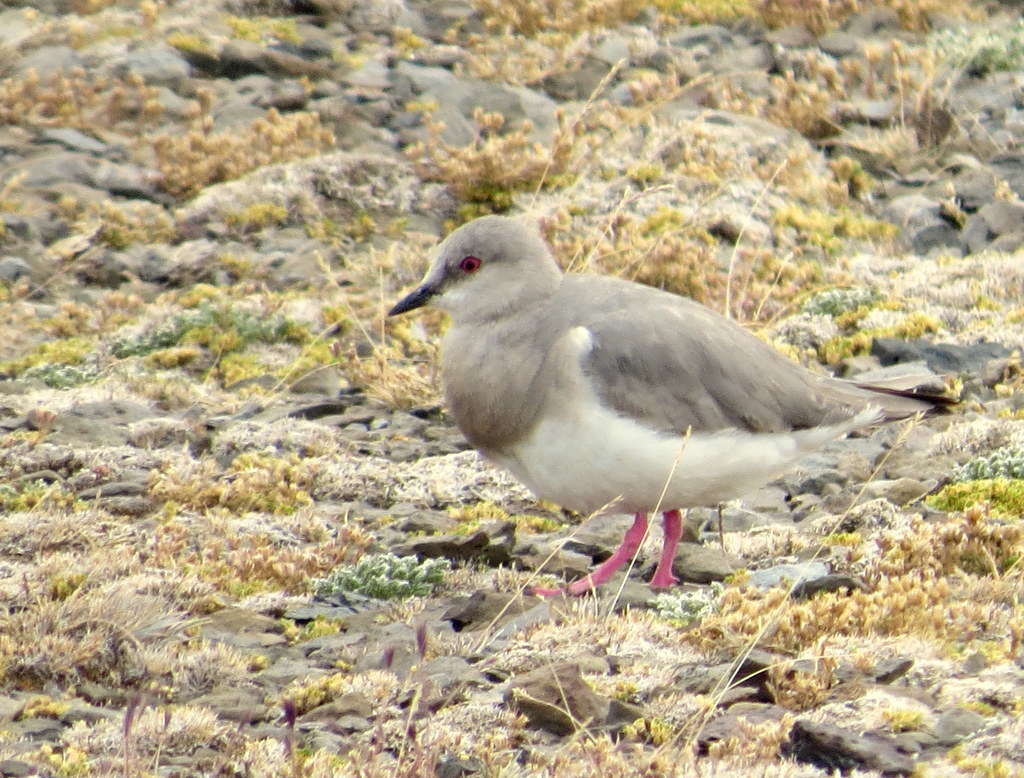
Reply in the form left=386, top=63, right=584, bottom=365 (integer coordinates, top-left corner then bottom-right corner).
left=389, top=215, right=947, bottom=595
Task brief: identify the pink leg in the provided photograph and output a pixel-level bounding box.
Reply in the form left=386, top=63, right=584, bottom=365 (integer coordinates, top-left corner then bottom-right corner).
left=531, top=513, right=650, bottom=597
left=566, top=513, right=649, bottom=596
left=649, top=509, right=683, bottom=589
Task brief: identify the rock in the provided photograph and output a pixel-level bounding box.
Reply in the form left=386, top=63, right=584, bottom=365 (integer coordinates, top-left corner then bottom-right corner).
left=872, top=338, right=1012, bottom=375
left=505, top=662, right=610, bottom=735
left=858, top=477, right=934, bottom=506
left=785, top=719, right=915, bottom=776
left=747, top=561, right=829, bottom=591
left=108, top=45, right=192, bottom=87
left=15, top=45, right=82, bottom=75
left=697, top=703, right=789, bottom=753
left=38, top=128, right=110, bottom=155
left=932, top=706, right=986, bottom=746
left=201, top=607, right=287, bottom=650
left=872, top=656, right=914, bottom=684
left=0, top=256, right=32, bottom=283
left=442, top=591, right=545, bottom=633
left=671, top=542, right=740, bottom=583
left=392, top=520, right=515, bottom=565
left=49, top=400, right=155, bottom=447
left=188, top=689, right=268, bottom=724
left=0, top=760, right=34, bottom=777
left=791, top=574, right=866, bottom=599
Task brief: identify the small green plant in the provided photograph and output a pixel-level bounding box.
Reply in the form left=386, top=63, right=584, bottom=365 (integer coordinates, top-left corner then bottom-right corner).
left=927, top=479, right=1024, bottom=520
left=882, top=707, right=926, bottom=732
left=21, top=362, right=100, bottom=389
left=111, top=303, right=306, bottom=359
left=954, top=448, right=1024, bottom=481
left=802, top=288, right=882, bottom=317
left=652, top=584, right=723, bottom=626
left=931, top=19, right=1024, bottom=75
left=314, top=554, right=450, bottom=601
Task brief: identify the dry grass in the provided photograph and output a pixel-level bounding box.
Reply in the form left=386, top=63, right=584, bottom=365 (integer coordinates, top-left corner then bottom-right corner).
left=0, top=68, right=163, bottom=131
left=472, top=0, right=646, bottom=35
left=152, top=108, right=335, bottom=199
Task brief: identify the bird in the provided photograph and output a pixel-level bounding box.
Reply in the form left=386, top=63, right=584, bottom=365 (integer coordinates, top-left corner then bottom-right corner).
left=388, top=215, right=948, bottom=596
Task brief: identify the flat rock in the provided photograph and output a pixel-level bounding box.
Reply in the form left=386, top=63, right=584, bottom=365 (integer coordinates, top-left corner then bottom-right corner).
left=785, top=719, right=915, bottom=776
left=872, top=338, right=1012, bottom=375
left=672, top=542, right=741, bottom=583
left=505, top=662, right=611, bottom=735
left=697, top=703, right=788, bottom=753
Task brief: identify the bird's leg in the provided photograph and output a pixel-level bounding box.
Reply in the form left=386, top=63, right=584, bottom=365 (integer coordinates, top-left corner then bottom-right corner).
left=649, top=509, right=683, bottom=588
left=532, top=513, right=649, bottom=596
left=566, top=512, right=649, bottom=595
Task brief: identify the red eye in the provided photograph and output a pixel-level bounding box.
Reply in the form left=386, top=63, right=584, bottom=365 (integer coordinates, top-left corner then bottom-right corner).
left=459, top=256, right=482, bottom=273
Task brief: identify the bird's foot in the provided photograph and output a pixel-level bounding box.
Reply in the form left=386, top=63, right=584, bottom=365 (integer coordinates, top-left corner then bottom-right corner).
left=527, top=574, right=606, bottom=597
left=648, top=570, right=679, bottom=589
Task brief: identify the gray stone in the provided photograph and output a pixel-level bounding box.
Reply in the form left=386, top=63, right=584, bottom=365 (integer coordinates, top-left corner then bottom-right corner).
left=38, top=128, right=110, bottom=155
left=748, top=561, right=829, bottom=591
left=786, top=719, right=914, bottom=776
left=15, top=45, right=83, bottom=76
left=858, top=477, right=934, bottom=506
left=392, top=520, right=515, bottom=566
left=671, top=542, right=740, bottom=584
left=698, top=703, right=788, bottom=753
left=506, top=662, right=610, bottom=735
left=109, top=45, right=191, bottom=87
left=817, top=32, right=862, bottom=58
left=189, top=689, right=267, bottom=724
left=872, top=338, right=1012, bottom=375
left=978, top=200, right=1024, bottom=235
left=932, top=706, right=986, bottom=746
left=0, top=256, right=32, bottom=283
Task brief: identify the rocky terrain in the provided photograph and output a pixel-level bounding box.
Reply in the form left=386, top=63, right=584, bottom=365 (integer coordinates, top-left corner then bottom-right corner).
left=0, top=0, right=1023, bottom=775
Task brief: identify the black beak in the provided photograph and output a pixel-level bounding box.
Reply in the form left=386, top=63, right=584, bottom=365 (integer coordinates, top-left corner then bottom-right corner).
left=388, top=283, right=436, bottom=316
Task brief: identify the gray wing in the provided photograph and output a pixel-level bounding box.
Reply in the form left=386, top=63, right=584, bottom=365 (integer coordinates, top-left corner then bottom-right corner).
left=565, top=276, right=917, bottom=436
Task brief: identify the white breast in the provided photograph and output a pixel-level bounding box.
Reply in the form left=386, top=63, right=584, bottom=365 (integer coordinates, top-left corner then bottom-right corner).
left=490, top=400, right=874, bottom=514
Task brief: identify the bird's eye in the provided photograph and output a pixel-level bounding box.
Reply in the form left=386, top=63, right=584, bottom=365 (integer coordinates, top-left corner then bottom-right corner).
left=459, top=256, right=482, bottom=273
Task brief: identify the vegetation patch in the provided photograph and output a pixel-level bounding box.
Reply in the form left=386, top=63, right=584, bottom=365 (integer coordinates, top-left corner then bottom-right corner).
left=684, top=508, right=1022, bottom=658
left=314, top=553, right=450, bottom=601
left=151, top=515, right=372, bottom=597
left=0, top=68, right=163, bottom=131
left=927, top=479, right=1024, bottom=522
left=111, top=301, right=308, bottom=384
left=152, top=108, right=335, bottom=199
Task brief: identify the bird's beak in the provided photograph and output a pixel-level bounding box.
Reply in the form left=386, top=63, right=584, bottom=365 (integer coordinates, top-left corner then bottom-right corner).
left=388, top=282, right=437, bottom=316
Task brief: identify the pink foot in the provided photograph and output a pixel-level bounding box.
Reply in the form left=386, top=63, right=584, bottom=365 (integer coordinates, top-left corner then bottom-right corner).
left=649, top=509, right=683, bottom=589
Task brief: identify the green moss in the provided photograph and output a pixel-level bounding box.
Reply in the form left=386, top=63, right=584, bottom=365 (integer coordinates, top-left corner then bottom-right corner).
left=818, top=312, right=943, bottom=364
left=774, top=205, right=897, bottom=255
left=0, top=338, right=94, bottom=378
left=652, top=0, right=754, bottom=22
left=166, top=32, right=215, bottom=56
left=0, top=481, right=78, bottom=513
left=448, top=501, right=509, bottom=522
left=927, top=479, right=1024, bottom=520
left=224, top=202, right=289, bottom=232
left=627, top=163, right=665, bottom=187
left=223, top=16, right=302, bottom=45
left=112, top=303, right=308, bottom=361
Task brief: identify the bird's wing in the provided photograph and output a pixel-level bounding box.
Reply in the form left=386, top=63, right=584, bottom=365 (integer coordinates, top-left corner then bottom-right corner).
left=563, top=276, right=885, bottom=436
